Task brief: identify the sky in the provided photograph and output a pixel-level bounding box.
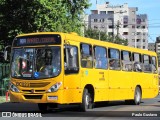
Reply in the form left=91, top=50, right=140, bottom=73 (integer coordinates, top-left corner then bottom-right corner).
left=85, top=0, right=160, bottom=43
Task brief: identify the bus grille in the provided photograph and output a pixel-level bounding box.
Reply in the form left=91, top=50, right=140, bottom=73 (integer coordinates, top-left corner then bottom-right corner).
left=29, top=82, right=50, bottom=88
left=22, top=90, right=46, bottom=93
left=24, top=95, right=42, bottom=99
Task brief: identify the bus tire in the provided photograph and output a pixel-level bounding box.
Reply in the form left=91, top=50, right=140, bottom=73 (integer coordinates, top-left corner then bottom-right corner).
left=38, top=103, right=48, bottom=112
left=131, top=87, right=141, bottom=105
left=80, top=88, right=92, bottom=112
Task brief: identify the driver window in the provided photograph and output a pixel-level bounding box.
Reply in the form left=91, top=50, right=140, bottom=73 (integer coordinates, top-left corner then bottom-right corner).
left=64, top=45, right=79, bottom=74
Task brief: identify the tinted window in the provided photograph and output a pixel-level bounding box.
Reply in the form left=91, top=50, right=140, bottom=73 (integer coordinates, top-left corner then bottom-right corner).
left=151, top=56, right=157, bottom=74
left=80, top=43, right=93, bottom=68
left=122, top=51, right=132, bottom=71
left=94, top=46, right=108, bottom=69
left=133, top=53, right=142, bottom=72
left=64, top=45, right=79, bottom=74
left=109, top=48, right=121, bottom=70
left=143, top=55, right=152, bottom=72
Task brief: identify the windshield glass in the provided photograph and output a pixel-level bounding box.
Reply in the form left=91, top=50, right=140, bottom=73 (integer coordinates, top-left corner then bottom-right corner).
left=11, top=47, right=61, bottom=79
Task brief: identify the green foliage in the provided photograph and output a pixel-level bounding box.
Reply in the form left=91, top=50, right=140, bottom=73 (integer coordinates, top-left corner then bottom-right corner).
left=0, top=0, right=90, bottom=46
left=84, top=28, right=128, bottom=46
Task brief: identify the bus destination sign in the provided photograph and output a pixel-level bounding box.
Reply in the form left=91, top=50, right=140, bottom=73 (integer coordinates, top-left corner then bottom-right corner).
left=14, top=34, right=61, bottom=46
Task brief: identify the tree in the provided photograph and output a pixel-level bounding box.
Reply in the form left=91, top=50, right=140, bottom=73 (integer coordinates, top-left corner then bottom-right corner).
left=0, top=0, right=90, bottom=46
left=85, top=28, right=128, bottom=46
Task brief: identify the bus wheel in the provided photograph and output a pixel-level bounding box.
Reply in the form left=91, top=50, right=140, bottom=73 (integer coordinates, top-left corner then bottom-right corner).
left=132, top=87, right=141, bottom=105
left=80, top=88, right=92, bottom=112
left=38, top=103, right=48, bottom=112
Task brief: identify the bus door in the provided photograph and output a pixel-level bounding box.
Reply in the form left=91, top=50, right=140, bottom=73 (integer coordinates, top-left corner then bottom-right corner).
left=63, top=41, right=81, bottom=103
left=120, top=51, right=134, bottom=99
left=108, top=48, right=125, bottom=100
left=93, top=46, right=109, bottom=101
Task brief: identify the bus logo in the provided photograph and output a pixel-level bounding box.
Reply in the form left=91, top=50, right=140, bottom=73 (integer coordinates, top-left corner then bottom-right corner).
left=31, top=89, right=34, bottom=93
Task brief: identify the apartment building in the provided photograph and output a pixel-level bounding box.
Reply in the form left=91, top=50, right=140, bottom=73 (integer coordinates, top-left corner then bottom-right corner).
left=85, top=2, right=148, bottom=49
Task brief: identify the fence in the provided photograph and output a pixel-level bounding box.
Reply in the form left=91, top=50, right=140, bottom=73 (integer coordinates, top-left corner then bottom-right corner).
left=0, top=63, right=10, bottom=96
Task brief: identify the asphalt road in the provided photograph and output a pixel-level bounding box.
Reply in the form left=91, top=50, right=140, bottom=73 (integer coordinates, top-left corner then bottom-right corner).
left=0, top=95, right=160, bottom=119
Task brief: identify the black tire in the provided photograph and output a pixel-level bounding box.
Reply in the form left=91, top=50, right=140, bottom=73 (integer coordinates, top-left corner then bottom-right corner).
left=95, top=101, right=109, bottom=107
left=131, top=87, right=141, bottom=105
left=48, top=103, right=58, bottom=109
left=38, top=103, right=48, bottom=112
left=80, top=89, right=92, bottom=112
left=125, top=100, right=132, bottom=105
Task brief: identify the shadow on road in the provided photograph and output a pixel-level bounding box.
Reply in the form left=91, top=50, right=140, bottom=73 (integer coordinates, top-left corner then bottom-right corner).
left=0, top=100, right=145, bottom=112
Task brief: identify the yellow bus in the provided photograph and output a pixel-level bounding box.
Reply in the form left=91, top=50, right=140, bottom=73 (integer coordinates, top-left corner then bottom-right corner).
left=9, top=32, right=159, bottom=112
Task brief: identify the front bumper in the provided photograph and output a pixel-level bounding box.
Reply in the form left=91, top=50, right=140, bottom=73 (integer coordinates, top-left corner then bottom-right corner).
left=9, top=90, right=64, bottom=104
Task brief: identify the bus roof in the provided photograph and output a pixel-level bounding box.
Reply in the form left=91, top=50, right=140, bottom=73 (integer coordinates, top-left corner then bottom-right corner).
left=16, top=32, right=157, bottom=56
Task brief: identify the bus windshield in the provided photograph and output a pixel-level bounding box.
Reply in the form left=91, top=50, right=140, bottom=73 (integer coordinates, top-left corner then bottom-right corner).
left=11, top=47, right=61, bottom=79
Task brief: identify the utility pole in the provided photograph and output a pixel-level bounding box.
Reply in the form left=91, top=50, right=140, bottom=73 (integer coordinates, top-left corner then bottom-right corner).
left=116, top=20, right=120, bottom=38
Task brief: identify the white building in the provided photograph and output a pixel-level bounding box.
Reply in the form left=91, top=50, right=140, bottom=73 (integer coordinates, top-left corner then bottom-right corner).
left=85, top=2, right=148, bottom=49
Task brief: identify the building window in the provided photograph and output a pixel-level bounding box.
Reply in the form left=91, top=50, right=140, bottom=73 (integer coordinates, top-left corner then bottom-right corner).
left=109, top=25, right=114, bottom=28
left=108, top=11, right=114, bottom=14
left=123, top=32, right=128, bottom=35
left=132, top=11, right=135, bottom=14
left=100, top=19, right=105, bottom=22
left=100, top=11, right=106, bottom=14
left=132, top=25, right=135, bottom=28
left=94, top=19, right=98, bottom=22
left=132, top=32, right=135, bottom=35
left=143, top=46, right=145, bottom=49
left=108, top=32, right=113, bottom=36
left=108, top=18, right=113, bottom=21
left=137, top=26, right=140, bottom=28
left=142, top=19, right=146, bottom=22
left=142, top=26, right=145, bottom=29
left=123, top=25, right=128, bottom=28
left=137, top=39, right=140, bottom=42
left=137, top=32, right=141, bottom=35
left=143, top=32, right=146, bottom=35
left=143, top=39, right=145, bottom=42
left=94, top=26, right=98, bottom=29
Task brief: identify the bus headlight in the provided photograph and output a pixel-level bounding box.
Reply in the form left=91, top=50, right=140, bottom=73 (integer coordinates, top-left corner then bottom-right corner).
left=9, top=82, right=20, bottom=92
left=47, top=82, right=62, bottom=92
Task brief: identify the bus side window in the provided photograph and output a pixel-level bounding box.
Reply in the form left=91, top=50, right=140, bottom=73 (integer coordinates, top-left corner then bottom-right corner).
left=143, top=55, right=152, bottom=73
left=133, top=53, right=142, bottom=72
left=151, top=56, right=157, bottom=74
left=64, top=45, right=79, bottom=74
left=121, top=51, right=132, bottom=71
left=108, top=48, right=121, bottom=70
left=94, top=46, right=108, bottom=69
left=80, top=43, right=93, bottom=68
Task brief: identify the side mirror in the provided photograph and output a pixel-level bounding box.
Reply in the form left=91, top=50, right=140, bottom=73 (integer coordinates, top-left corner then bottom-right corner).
left=4, top=51, right=7, bottom=61
left=70, top=47, right=74, bottom=57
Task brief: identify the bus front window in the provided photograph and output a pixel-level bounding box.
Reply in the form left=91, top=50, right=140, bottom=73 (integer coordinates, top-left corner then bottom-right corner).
left=35, top=47, right=61, bottom=78
left=11, top=47, right=61, bottom=79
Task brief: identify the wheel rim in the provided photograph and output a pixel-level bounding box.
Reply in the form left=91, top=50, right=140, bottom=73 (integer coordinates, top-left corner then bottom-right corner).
left=85, top=94, right=90, bottom=106
left=135, top=90, right=140, bottom=103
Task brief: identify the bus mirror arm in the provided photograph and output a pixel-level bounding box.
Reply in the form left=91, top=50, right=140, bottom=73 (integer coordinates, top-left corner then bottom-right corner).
left=4, top=51, right=7, bottom=61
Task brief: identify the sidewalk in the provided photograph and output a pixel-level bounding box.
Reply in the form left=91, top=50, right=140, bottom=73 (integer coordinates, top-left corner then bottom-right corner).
left=0, top=96, right=10, bottom=103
